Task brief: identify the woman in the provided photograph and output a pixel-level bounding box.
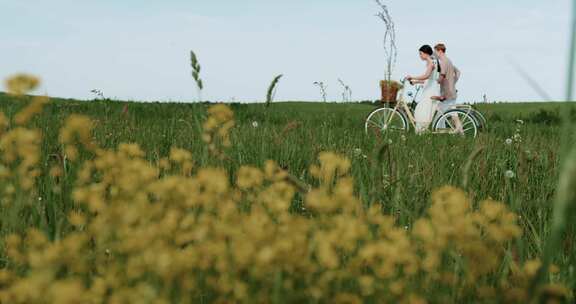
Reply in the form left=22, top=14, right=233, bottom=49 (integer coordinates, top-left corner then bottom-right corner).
left=406, top=45, right=441, bottom=133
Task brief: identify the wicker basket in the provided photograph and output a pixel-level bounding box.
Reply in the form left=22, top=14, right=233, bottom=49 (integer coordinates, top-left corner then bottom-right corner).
left=380, top=80, right=402, bottom=105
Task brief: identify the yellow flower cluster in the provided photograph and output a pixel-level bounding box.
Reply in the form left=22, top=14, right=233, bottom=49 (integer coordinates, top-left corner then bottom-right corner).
left=168, top=147, right=194, bottom=176
left=0, top=112, right=9, bottom=135
left=0, top=76, right=47, bottom=200
left=59, top=114, right=97, bottom=161
left=14, top=96, right=50, bottom=126
left=4, top=74, right=40, bottom=96
left=0, top=80, right=570, bottom=303
left=0, top=128, right=41, bottom=193
left=202, top=104, right=234, bottom=158
left=413, top=188, right=522, bottom=282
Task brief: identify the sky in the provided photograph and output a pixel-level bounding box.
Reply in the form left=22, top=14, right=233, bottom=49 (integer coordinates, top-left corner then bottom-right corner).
left=0, top=0, right=573, bottom=103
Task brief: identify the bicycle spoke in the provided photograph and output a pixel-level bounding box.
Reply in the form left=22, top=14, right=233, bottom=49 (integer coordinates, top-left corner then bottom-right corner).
left=367, top=118, right=383, bottom=127
left=366, top=109, right=407, bottom=136
left=382, top=114, right=393, bottom=126
left=429, top=109, right=483, bottom=137
left=445, top=118, right=455, bottom=130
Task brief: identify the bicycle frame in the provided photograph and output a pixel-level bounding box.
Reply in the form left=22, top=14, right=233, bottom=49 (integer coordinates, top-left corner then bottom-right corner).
left=385, top=79, right=423, bottom=131
left=382, top=79, right=477, bottom=134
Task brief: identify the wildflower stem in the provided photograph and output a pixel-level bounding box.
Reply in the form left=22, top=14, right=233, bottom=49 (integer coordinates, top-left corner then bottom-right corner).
left=284, top=174, right=310, bottom=193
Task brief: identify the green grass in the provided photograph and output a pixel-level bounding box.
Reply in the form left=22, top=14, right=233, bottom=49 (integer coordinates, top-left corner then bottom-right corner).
left=0, top=92, right=575, bottom=292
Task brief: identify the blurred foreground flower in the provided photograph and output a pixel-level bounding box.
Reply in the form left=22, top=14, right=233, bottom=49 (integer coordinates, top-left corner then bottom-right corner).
left=0, top=75, right=570, bottom=303
left=202, top=104, right=234, bottom=158
left=5, top=74, right=40, bottom=95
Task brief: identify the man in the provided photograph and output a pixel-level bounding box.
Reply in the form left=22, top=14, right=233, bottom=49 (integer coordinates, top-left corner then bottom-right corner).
left=432, top=43, right=462, bottom=131
left=433, top=43, right=460, bottom=112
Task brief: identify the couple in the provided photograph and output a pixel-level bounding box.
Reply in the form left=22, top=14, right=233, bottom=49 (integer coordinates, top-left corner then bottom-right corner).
left=406, top=43, right=460, bottom=133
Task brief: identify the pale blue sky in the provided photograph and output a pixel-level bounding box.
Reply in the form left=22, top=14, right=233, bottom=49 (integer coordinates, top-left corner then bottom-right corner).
left=0, top=0, right=573, bottom=102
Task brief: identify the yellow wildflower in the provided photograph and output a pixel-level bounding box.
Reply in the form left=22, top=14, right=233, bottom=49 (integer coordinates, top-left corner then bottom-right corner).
left=5, top=74, right=40, bottom=95
left=59, top=115, right=96, bottom=160
left=237, top=166, right=264, bottom=190
left=310, top=151, right=351, bottom=185
left=0, top=112, right=9, bottom=133
left=14, top=96, right=50, bottom=125
left=202, top=104, right=235, bottom=157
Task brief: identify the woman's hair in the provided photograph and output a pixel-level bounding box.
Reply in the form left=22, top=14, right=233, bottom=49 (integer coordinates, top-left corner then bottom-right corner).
left=419, top=45, right=433, bottom=56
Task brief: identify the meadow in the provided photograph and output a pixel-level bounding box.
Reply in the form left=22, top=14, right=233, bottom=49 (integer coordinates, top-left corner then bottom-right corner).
left=0, top=85, right=574, bottom=303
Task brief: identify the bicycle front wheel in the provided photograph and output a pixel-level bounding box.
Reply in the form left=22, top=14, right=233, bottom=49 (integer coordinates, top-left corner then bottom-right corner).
left=365, top=107, right=408, bottom=136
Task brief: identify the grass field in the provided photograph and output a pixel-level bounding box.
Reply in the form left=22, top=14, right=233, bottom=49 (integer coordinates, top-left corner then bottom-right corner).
left=0, top=90, right=575, bottom=302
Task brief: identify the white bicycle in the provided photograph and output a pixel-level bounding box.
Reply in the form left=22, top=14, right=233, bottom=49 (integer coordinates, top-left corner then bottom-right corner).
left=365, top=78, right=486, bottom=137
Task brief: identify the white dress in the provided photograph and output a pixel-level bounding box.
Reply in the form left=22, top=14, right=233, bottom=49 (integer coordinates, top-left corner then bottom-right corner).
left=414, top=59, right=441, bottom=133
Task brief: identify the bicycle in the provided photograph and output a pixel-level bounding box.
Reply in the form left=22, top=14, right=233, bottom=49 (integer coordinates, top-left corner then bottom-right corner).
left=365, top=78, right=486, bottom=137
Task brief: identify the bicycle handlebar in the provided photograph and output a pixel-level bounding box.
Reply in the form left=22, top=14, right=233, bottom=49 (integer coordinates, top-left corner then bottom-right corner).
left=401, top=77, right=418, bottom=87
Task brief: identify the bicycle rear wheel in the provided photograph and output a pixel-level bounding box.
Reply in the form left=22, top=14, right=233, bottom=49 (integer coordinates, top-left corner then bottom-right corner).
left=470, top=109, right=487, bottom=130
left=433, top=109, right=478, bottom=138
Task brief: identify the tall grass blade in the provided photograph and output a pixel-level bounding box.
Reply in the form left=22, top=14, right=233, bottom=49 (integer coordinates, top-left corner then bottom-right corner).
left=560, top=0, right=576, bottom=156
left=531, top=3, right=576, bottom=296
left=266, top=74, right=283, bottom=108
left=566, top=0, right=576, bottom=102
left=461, top=146, right=484, bottom=190
left=509, top=60, right=552, bottom=101
left=190, top=50, right=204, bottom=99
left=530, top=144, right=576, bottom=298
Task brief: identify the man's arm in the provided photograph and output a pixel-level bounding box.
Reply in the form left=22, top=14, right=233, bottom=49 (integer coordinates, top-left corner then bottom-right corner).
left=454, top=66, right=461, bottom=83
left=437, top=59, right=448, bottom=83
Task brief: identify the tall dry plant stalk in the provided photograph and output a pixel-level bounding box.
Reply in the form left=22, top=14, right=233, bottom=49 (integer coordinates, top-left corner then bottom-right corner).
left=266, top=74, right=283, bottom=108
left=313, top=81, right=328, bottom=102
left=90, top=89, right=105, bottom=100
left=190, top=50, right=204, bottom=101
left=374, top=0, right=398, bottom=84
left=338, top=78, right=352, bottom=102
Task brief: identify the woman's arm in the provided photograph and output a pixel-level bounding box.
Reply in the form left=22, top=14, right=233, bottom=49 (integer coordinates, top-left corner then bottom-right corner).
left=408, top=61, right=434, bottom=81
